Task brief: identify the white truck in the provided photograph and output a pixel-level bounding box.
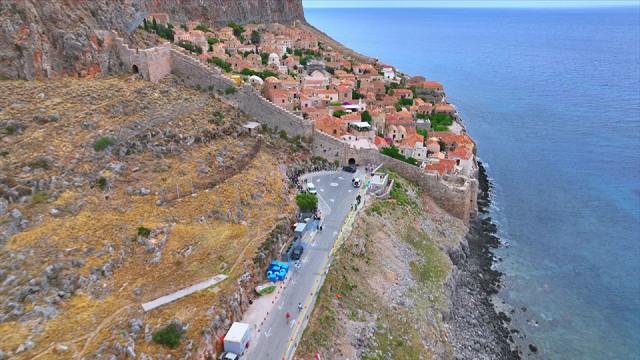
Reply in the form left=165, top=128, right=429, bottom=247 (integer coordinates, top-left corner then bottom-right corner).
left=223, top=322, right=251, bottom=356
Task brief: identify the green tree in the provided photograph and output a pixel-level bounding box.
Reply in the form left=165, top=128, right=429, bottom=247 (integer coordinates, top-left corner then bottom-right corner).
left=416, top=128, right=428, bottom=139
left=361, top=110, right=372, bottom=124
left=228, top=22, right=245, bottom=39
left=380, top=145, right=418, bottom=166
left=260, top=52, right=270, bottom=65
left=251, top=30, right=261, bottom=44
left=296, top=193, right=318, bottom=212
left=194, top=23, right=210, bottom=32
left=430, top=113, right=453, bottom=131
left=396, top=97, right=413, bottom=107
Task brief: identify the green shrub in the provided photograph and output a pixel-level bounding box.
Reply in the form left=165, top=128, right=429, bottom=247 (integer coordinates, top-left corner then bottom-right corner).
left=278, top=130, right=288, bottom=140
left=224, top=86, right=237, bottom=95
left=177, top=40, right=202, bottom=54
left=152, top=323, right=183, bottom=349
left=207, top=57, right=232, bottom=72
left=97, top=177, right=107, bottom=190
left=239, top=68, right=278, bottom=79
left=137, top=226, right=151, bottom=237
left=430, top=113, right=453, bottom=131
left=28, top=158, right=50, bottom=170
left=396, top=97, right=413, bottom=107
left=4, top=124, right=17, bottom=135
left=332, top=110, right=346, bottom=118
left=32, top=191, right=47, bottom=204
left=416, top=128, right=428, bottom=139
left=0, top=150, right=8, bottom=157
left=380, top=145, right=417, bottom=166
left=194, top=23, right=211, bottom=32
left=296, top=193, right=318, bottom=212
left=93, top=137, right=113, bottom=151
left=390, top=182, right=410, bottom=206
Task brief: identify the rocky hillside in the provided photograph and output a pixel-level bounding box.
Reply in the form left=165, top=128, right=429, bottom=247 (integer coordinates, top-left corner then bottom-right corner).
left=297, top=174, right=517, bottom=359
left=0, top=75, right=325, bottom=359
left=0, top=0, right=304, bottom=79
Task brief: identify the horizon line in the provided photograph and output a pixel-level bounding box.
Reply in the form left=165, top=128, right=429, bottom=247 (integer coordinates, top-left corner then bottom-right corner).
left=302, top=1, right=640, bottom=9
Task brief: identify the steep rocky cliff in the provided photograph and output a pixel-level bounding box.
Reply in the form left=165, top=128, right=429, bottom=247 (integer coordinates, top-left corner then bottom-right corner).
left=0, top=0, right=304, bottom=79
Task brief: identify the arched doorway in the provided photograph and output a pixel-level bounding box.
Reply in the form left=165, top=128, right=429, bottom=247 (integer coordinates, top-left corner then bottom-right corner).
left=348, top=158, right=356, bottom=166
left=132, top=64, right=139, bottom=74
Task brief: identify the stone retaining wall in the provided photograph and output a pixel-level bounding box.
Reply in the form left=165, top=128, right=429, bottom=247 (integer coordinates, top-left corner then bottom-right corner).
left=108, top=37, right=477, bottom=222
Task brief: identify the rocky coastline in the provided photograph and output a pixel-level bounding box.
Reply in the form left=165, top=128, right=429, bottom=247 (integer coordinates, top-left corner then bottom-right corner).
left=446, top=161, right=522, bottom=359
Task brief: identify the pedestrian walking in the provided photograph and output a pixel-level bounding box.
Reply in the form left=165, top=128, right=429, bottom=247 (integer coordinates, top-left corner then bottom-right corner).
left=285, top=311, right=291, bottom=324
left=298, top=302, right=303, bottom=311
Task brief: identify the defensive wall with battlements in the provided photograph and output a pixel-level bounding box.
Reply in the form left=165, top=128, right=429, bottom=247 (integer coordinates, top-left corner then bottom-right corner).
left=106, top=34, right=477, bottom=222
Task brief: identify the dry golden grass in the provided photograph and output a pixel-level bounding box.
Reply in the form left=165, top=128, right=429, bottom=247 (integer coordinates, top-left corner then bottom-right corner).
left=0, top=77, right=296, bottom=359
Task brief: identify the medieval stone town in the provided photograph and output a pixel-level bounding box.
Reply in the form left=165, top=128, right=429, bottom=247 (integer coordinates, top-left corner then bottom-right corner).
left=143, top=13, right=476, bottom=178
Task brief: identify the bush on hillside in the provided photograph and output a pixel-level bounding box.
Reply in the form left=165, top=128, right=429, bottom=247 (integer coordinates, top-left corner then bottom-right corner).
left=152, top=323, right=183, bottom=349
left=296, top=193, right=318, bottom=212
left=93, top=137, right=114, bottom=151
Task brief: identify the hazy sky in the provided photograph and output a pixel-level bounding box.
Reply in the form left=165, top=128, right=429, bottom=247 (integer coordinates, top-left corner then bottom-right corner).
left=302, top=0, right=640, bottom=8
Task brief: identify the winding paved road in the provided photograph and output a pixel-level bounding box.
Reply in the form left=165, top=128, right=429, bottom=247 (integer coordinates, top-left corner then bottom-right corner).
left=246, top=169, right=364, bottom=360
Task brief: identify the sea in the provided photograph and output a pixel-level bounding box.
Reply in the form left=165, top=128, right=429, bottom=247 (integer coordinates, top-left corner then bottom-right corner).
left=306, top=6, right=640, bottom=359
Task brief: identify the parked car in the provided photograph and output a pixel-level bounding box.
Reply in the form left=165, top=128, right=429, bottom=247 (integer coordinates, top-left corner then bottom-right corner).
left=353, top=178, right=361, bottom=188
left=306, top=182, right=317, bottom=194
left=291, top=245, right=304, bottom=260
left=342, top=165, right=356, bottom=173
left=219, top=352, right=239, bottom=360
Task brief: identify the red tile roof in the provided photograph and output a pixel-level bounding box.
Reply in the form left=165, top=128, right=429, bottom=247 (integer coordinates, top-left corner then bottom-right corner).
left=425, top=159, right=456, bottom=175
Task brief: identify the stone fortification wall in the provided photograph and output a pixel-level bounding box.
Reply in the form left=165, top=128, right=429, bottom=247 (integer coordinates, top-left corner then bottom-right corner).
left=169, top=48, right=236, bottom=89
left=312, top=130, right=348, bottom=163
left=167, top=47, right=314, bottom=138
left=111, top=31, right=172, bottom=82
left=113, top=40, right=314, bottom=138
left=310, top=132, right=477, bottom=223
left=109, top=37, right=476, bottom=222
left=376, top=154, right=478, bottom=224
left=232, top=86, right=314, bottom=139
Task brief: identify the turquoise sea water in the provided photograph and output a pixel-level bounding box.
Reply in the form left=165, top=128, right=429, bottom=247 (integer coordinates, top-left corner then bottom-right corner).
left=306, top=6, right=640, bottom=359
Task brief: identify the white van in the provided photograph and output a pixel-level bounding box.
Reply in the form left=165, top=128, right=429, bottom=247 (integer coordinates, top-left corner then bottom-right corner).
left=307, top=182, right=317, bottom=194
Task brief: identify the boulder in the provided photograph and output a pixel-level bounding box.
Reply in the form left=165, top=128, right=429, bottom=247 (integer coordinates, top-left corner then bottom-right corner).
left=9, top=208, right=22, bottom=219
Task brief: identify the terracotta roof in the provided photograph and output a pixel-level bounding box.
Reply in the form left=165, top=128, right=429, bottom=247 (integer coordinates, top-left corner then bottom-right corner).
left=418, top=81, right=444, bottom=90
left=394, top=89, right=413, bottom=95
left=434, top=103, right=455, bottom=112
left=449, top=146, right=473, bottom=160
left=374, top=136, right=390, bottom=147
left=425, top=159, right=456, bottom=175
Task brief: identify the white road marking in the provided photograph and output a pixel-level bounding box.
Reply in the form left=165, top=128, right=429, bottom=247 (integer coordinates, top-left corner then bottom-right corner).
left=289, top=319, right=297, bottom=329
left=348, top=189, right=352, bottom=193
left=330, top=182, right=339, bottom=187
left=264, top=327, right=272, bottom=338
left=329, top=199, right=335, bottom=202
left=338, top=176, right=344, bottom=180
left=320, top=188, right=325, bottom=192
